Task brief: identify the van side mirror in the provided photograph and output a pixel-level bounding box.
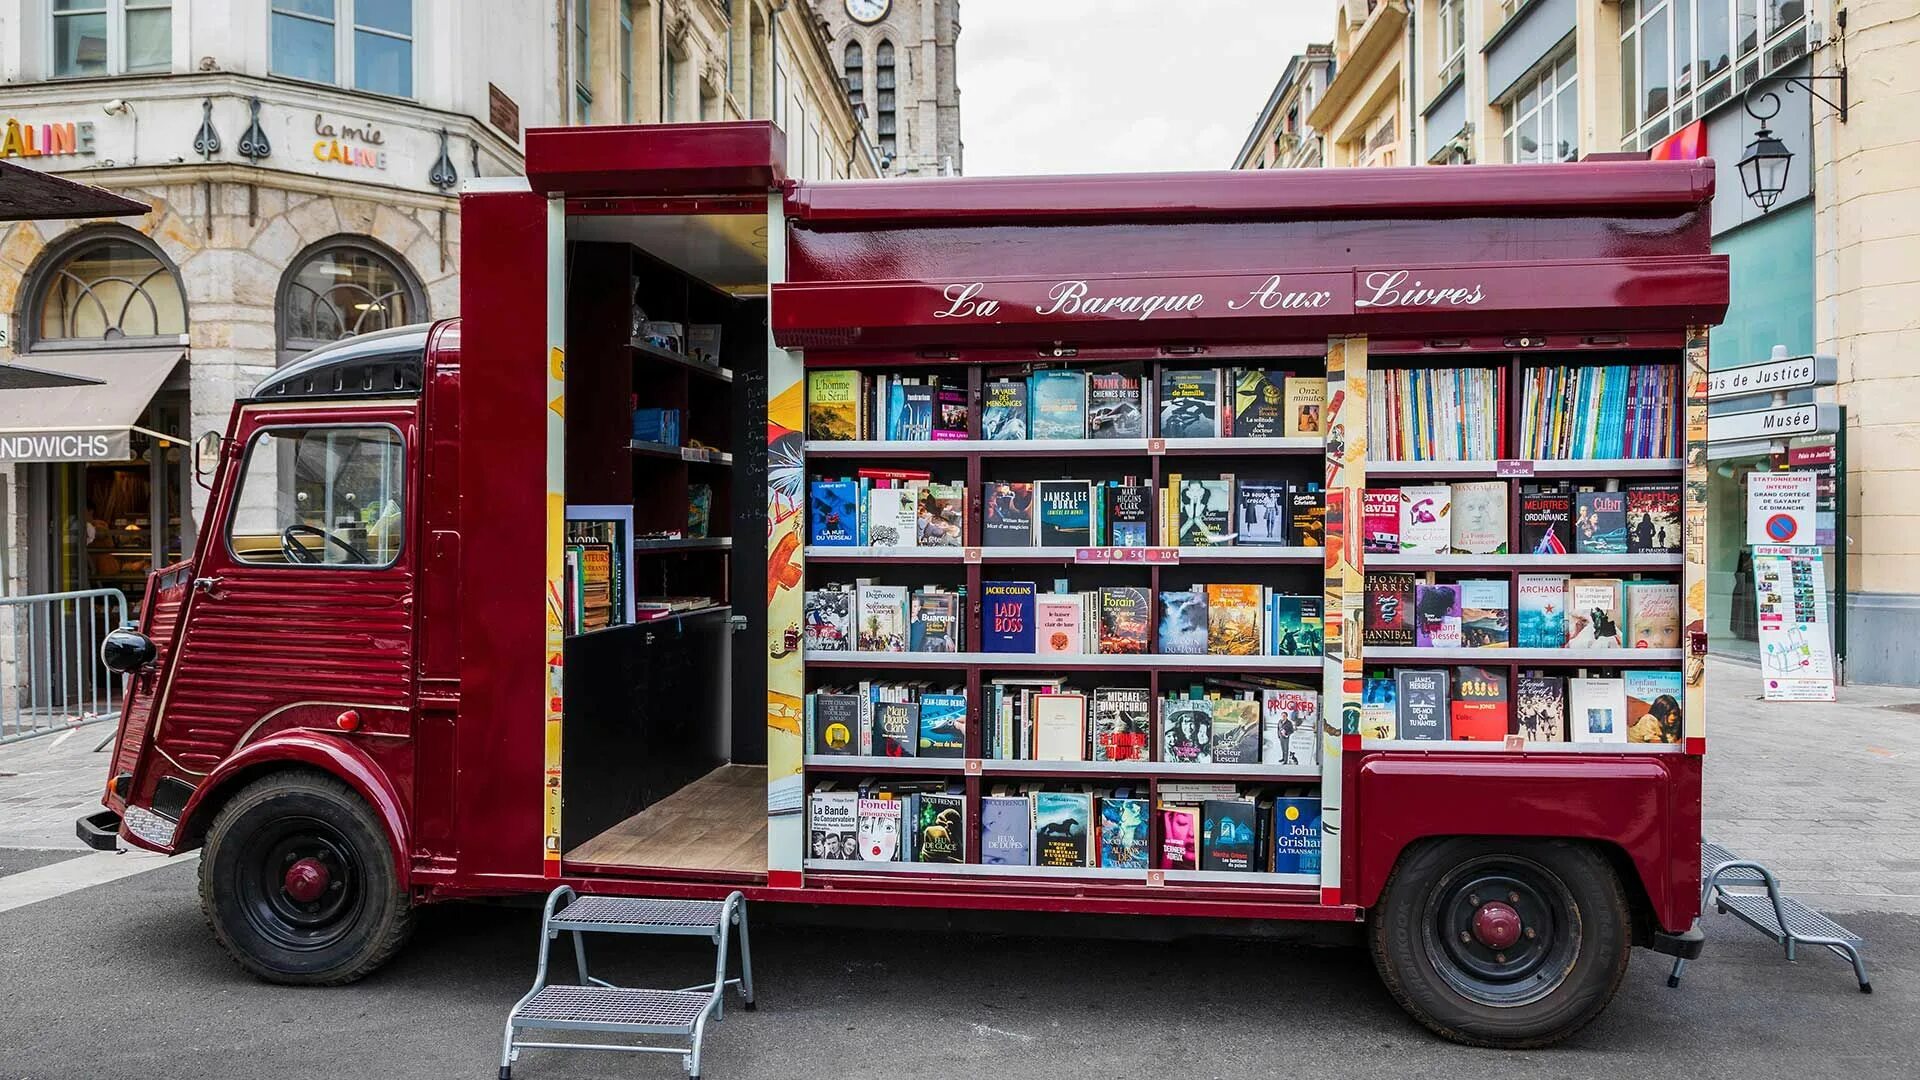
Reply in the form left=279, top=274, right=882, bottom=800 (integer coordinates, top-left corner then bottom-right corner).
left=193, top=431, right=223, bottom=490
left=102, top=623, right=156, bottom=674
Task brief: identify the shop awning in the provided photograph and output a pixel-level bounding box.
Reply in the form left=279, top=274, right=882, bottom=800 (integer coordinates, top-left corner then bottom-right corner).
left=0, top=350, right=184, bottom=462
left=0, top=160, right=149, bottom=221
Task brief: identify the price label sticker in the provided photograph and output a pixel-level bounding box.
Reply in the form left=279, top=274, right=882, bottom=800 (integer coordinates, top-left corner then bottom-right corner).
left=1147, top=438, right=1166, bottom=456
left=1146, top=870, right=1166, bottom=886
left=1504, top=734, right=1527, bottom=751
left=963, top=547, right=982, bottom=564
left=1495, top=459, right=1535, bottom=477
left=964, top=758, right=982, bottom=775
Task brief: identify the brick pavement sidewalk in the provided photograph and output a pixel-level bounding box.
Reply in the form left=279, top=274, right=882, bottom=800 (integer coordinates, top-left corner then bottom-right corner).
left=0, top=727, right=114, bottom=850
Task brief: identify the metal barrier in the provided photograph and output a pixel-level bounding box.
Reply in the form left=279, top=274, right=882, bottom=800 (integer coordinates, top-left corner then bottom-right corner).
left=0, top=588, right=128, bottom=744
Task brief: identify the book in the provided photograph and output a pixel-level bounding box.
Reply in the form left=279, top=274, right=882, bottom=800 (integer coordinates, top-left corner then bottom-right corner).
left=887, top=381, right=935, bottom=441
left=918, top=692, right=967, bottom=757
left=1097, top=587, right=1151, bottom=654
left=913, top=793, right=966, bottom=863
left=1519, top=364, right=1678, bottom=458
left=1157, top=590, right=1209, bottom=654
left=1398, top=484, right=1451, bottom=554
left=1235, top=479, right=1290, bottom=545
left=1157, top=805, right=1200, bottom=869
left=1270, top=795, right=1322, bottom=875
left=1162, top=696, right=1214, bottom=762
left=1458, top=579, right=1510, bottom=648
left=1087, top=370, right=1145, bottom=438
left=1396, top=669, right=1450, bottom=740
left=1209, top=698, right=1262, bottom=764
left=1107, top=484, right=1152, bottom=546
left=1626, top=483, right=1682, bottom=554
left=805, top=370, right=861, bottom=440
left=983, top=482, right=1034, bottom=546
left=1361, top=675, right=1397, bottom=739
left=1269, top=595, right=1323, bottom=656
left=1035, top=593, right=1086, bottom=655
left=1414, top=583, right=1463, bottom=648
left=1515, top=674, right=1567, bottom=742
left=1367, top=366, right=1505, bottom=460
left=1449, top=481, right=1509, bottom=554
left=917, top=482, right=966, bottom=546
left=1035, top=480, right=1095, bottom=547
left=1519, top=482, right=1574, bottom=555
left=1565, top=577, right=1625, bottom=649
left=1231, top=368, right=1285, bottom=437
left=857, top=797, right=902, bottom=861
left=1159, top=368, right=1220, bottom=438
left=933, top=384, right=970, bottom=440
left=1283, top=376, right=1326, bottom=438
left=1574, top=490, right=1629, bottom=554
left=855, top=584, right=909, bottom=652
left=809, top=790, right=859, bottom=861
left=685, top=323, right=722, bottom=365
left=1201, top=799, right=1257, bottom=872
left=1624, top=669, right=1685, bottom=743
left=980, top=795, right=1032, bottom=865
left=1097, top=797, right=1150, bottom=869
left=866, top=487, right=915, bottom=548
left=1362, top=489, right=1401, bottom=553
left=1092, top=688, right=1151, bottom=762
left=982, top=581, right=1037, bottom=652
left=982, top=378, right=1030, bottom=440
left=1261, top=690, right=1318, bottom=765
left=686, top=483, right=712, bottom=539
left=910, top=590, right=961, bottom=653
left=1029, top=369, right=1089, bottom=439
left=811, top=693, right=860, bottom=755
left=1450, top=665, right=1510, bottom=740
left=803, top=588, right=853, bottom=651
left=1515, top=573, right=1570, bottom=648
left=1033, top=791, right=1092, bottom=867
left=1623, top=580, right=1680, bottom=649
left=1204, top=584, right=1262, bottom=656
left=1364, top=571, right=1417, bottom=647
left=1178, top=478, right=1234, bottom=546
left=1287, top=483, right=1326, bottom=547
left=1033, top=693, right=1088, bottom=760
left=874, top=701, right=919, bottom=757
left=1569, top=676, right=1628, bottom=743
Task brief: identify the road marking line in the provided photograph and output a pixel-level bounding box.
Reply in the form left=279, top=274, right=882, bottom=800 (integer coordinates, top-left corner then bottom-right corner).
left=0, top=849, right=196, bottom=915
left=47, top=729, right=78, bottom=751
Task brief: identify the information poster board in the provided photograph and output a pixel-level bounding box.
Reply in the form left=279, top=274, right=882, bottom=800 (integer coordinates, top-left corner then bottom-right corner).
left=1752, top=544, right=1836, bottom=701
left=1747, top=472, right=1818, bottom=546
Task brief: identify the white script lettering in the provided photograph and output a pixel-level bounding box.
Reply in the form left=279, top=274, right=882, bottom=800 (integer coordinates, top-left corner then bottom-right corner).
left=1354, top=269, right=1485, bottom=309
left=1226, top=275, right=1337, bottom=312
left=934, top=282, right=1001, bottom=319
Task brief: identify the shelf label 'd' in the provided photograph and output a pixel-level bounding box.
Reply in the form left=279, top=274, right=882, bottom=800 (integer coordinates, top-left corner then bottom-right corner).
left=964, top=758, right=982, bottom=775
left=1076, top=547, right=1179, bottom=565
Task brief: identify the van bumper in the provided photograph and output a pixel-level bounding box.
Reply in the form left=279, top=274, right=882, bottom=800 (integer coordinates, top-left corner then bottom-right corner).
left=76, top=809, right=122, bottom=851
left=1651, top=922, right=1706, bottom=959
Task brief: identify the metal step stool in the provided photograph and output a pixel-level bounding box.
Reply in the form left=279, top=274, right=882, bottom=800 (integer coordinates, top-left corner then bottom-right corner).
left=1669, top=841, right=1869, bottom=993
left=501, top=887, right=755, bottom=1080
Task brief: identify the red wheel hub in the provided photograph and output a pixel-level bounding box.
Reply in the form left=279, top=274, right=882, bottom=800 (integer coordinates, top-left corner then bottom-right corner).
left=283, top=857, right=331, bottom=903
left=1471, top=900, right=1523, bottom=949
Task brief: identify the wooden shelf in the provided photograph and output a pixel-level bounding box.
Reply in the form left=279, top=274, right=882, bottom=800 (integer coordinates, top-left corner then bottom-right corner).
left=1367, top=552, right=1682, bottom=570
left=1367, top=457, right=1682, bottom=478
left=802, top=754, right=1321, bottom=780
left=1361, top=646, right=1682, bottom=665
left=631, top=441, right=732, bottom=465
left=804, top=437, right=1322, bottom=458
left=803, top=545, right=1323, bottom=564
left=1362, top=739, right=1686, bottom=754
left=802, top=859, right=1317, bottom=887
left=803, top=755, right=967, bottom=774
left=634, top=537, right=733, bottom=552
left=631, top=339, right=733, bottom=383
left=803, top=650, right=1321, bottom=672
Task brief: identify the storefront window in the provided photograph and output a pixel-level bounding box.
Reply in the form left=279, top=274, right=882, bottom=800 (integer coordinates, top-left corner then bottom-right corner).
left=31, top=235, right=187, bottom=346
left=271, top=0, right=413, bottom=98
left=1621, top=0, right=1805, bottom=149
left=278, top=240, right=423, bottom=361
left=51, top=0, right=169, bottom=77
left=228, top=426, right=405, bottom=568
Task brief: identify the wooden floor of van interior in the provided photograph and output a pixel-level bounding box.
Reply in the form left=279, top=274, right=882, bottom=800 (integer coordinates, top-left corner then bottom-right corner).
left=565, top=764, right=768, bottom=874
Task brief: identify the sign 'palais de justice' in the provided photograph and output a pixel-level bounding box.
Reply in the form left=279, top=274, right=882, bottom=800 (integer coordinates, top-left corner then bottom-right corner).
left=932, top=270, right=1487, bottom=322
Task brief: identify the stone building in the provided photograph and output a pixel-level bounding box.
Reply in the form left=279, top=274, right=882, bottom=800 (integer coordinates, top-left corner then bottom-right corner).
left=812, top=0, right=963, bottom=176
left=1232, top=43, right=1335, bottom=170
left=1309, top=0, right=1410, bottom=169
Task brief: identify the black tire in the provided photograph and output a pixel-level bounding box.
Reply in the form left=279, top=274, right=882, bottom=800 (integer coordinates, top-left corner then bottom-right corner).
left=199, top=770, right=414, bottom=985
left=1370, top=837, right=1630, bottom=1049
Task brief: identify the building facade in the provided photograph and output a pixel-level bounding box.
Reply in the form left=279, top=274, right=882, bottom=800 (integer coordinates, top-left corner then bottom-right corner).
left=812, top=0, right=962, bottom=176
left=1233, top=43, right=1335, bottom=171
left=1308, top=0, right=1410, bottom=169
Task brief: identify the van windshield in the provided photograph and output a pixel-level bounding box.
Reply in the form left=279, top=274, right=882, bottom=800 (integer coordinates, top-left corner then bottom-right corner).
left=227, top=425, right=405, bottom=566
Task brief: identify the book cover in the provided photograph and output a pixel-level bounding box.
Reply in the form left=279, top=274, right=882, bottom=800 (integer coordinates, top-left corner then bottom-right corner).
left=1029, top=370, right=1089, bottom=439
left=802, top=588, right=852, bottom=652
left=917, top=482, right=966, bottom=546
left=1363, top=489, right=1401, bottom=553
left=1515, top=674, right=1567, bottom=742
left=1097, top=587, right=1151, bottom=654
left=933, top=384, right=970, bottom=440
left=1033, top=791, right=1092, bottom=867
left=1035, top=480, right=1095, bottom=547
left=1107, top=484, right=1152, bottom=546
left=1232, top=368, right=1285, bottom=438
left=1159, top=368, right=1220, bottom=438
left=855, top=584, right=909, bottom=652
left=1450, top=665, right=1510, bottom=740
left=1209, top=698, right=1262, bottom=764
left=1516, top=573, right=1570, bottom=648
left=1520, top=482, right=1573, bottom=555
left=918, top=692, right=967, bottom=757
left=1261, top=690, right=1318, bottom=765
left=982, top=378, right=1030, bottom=440
left=1574, top=490, right=1629, bottom=554
left=1566, top=577, right=1625, bottom=648
left=1360, top=676, right=1397, bottom=740
left=1270, top=595, right=1324, bottom=656
left=983, top=482, right=1035, bottom=547
left=888, top=382, right=935, bottom=441
left=1033, top=693, right=1088, bottom=760
left=1157, top=805, right=1200, bottom=870
left=1205, top=584, right=1263, bottom=656
left=809, top=480, right=860, bottom=546
left=980, top=795, right=1032, bottom=865
left=1569, top=676, right=1629, bottom=743
left=910, top=792, right=965, bottom=863
left=1396, top=668, right=1450, bottom=740
left=1398, top=484, right=1451, bottom=554
left=1414, top=583, right=1463, bottom=648
left=1235, top=479, right=1290, bottom=545
left=1162, top=697, right=1214, bottom=763
left=1178, top=479, right=1234, bottom=546
left=909, top=590, right=961, bottom=653
left=1364, top=571, right=1417, bottom=647
left=1092, top=687, right=1151, bottom=762
left=1097, top=798, right=1150, bottom=869
left=1157, top=590, right=1209, bottom=655
left=811, top=693, right=860, bottom=755
left=1626, top=483, right=1682, bottom=554
left=805, top=370, right=861, bottom=441
left=686, top=483, right=712, bottom=539
left=981, top=581, right=1038, bottom=653
left=1201, top=800, right=1257, bottom=872
left=1623, top=669, right=1685, bottom=744
left=857, top=797, right=902, bottom=861
left=1035, top=593, right=1086, bottom=655
left=866, top=487, right=915, bottom=548
left=1623, top=580, right=1680, bottom=649
left=1087, top=370, right=1145, bottom=438
left=1283, top=376, right=1327, bottom=438
left=809, top=790, right=859, bottom=861
left=1287, top=483, right=1326, bottom=547
left=1449, top=481, right=1509, bottom=554
left=1270, top=796, right=1322, bottom=875
left=874, top=701, right=919, bottom=757
left=1458, top=578, right=1510, bottom=648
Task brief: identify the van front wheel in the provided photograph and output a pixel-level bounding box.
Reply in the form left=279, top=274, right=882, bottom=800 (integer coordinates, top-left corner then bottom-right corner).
left=199, top=771, right=414, bottom=985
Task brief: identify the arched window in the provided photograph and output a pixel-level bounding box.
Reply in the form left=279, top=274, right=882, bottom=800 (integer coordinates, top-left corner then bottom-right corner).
left=843, top=40, right=863, bottom=109
left=874, top=39, right=896, bottom=159
left=277, top=238, right=425, bottom=363
left=27, top=231, right=187, bottom=349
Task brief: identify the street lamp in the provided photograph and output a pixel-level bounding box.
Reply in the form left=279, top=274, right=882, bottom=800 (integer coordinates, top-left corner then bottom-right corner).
left=1737, top=121, right=1792, bottom=214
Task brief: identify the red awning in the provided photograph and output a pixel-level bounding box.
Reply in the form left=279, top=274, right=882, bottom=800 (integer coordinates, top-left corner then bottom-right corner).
left=525, top=121, right=788, bottom=198
left=0, top=160, right=148, bottom=221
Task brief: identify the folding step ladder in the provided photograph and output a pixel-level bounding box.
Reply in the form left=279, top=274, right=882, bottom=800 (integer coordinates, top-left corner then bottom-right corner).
left=1669, top=841, right=1870, bottom=992
left=501, top=887, right=755, bottom=1080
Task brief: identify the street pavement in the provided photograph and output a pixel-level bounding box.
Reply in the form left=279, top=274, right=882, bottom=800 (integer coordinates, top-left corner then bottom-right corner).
left=0, top=656, right=1913, bottom=1079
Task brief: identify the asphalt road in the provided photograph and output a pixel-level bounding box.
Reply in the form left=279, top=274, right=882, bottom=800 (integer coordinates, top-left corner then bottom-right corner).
left=0, top=854, right=1911, bottom=1080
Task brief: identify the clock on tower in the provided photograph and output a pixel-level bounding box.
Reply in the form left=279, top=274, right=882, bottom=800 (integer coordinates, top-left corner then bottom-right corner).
left=845, top=0, right=890, bottom=25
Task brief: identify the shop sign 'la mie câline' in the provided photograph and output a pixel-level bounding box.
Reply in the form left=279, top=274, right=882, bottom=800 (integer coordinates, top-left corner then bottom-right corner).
left=933, top=270, right=1487, bottom=322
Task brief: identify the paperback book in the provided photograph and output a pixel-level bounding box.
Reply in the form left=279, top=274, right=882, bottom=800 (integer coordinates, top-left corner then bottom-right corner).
left=1624, top=669, right=1685, bottom=743
left=1397, top=669, right=1450, bottom=740
left=982, top=378, right=1030, bottom=440
left=1515, top=674, right=1567, bottom=742
left=1283, top=376, right=1327, bottom=438
left=1398, top=484, right=1451, bottom=554
left=983, top=482, right=1035, bottom=546
left=1270, top=595, right=1323, bottom=656
left=1201, top=800, right=1257, bottom=872
left=1205, top=584, right=1263, bottom=656
left=1262, top=690, right=1318, bottom=766
left=809, top=790, right=859, bottom=861
left=1092, top=688, right=1151, bottom=762
left=1158, top=806, right=1200, bottom=870
left=1159, top=369, right=1221, bottom=438
left=1362, top=489, right=1401, bottom=554
left=1450, top=481, right=1509, bottom=554
left=1033, top=791, right=1093, bottom=867
left=1087, top=370, right=1145, bottom=438
left=1236, top=479, right=1290, bottom=545
left=1364, top=571, right=1417, bottom=647
left=1158, top=590, right=1209, bottom=655
left=1033, top=693, right=1088, bottom=760
left=1360, top=675, right=1397, bottom=739
left=1623, top=580, right=1680, bottom=649
left=856, top=584, right=909, bottom=652
left=1209, top=699, right=1262, bottom=764
left=917, top=482, right=966, bottom=546
left=980, top=795, right=1032, bottom=865
left=1458, top=578, right=1510, bottom=648
left=803, top=588, right=853, bottom=652
left=1627, top=483, right=1682, bottom=554
left=1036, top=480, right=1095, bottom=547
left=1097, top=587, right=1151, bottom=654
left=874, top=701, right=919, bottom=757
left=1179, top=479, right=1235, bottom=546
left=1414, top=583, right=1463, bottom=648
left=917, top=693, right=967, bottom=757
left=805, top=370, right=861, bottom=441
left=1450, top=665, right=1510, bottom=741
left=1574, top=490, right=1629, bottom=554
left=1520, top=482, right=1573, bottom=555
left=1107, top=484, right=1152, bottom=546
left=913, top=793, right=966, bottom=863
left=809, top=480, right=860, bottom=546
left=1569, top=676, right=1628, bottom=743
left=1287, top=483, right=1326, bottom=547
left=982, top=581, right=1038, bottom=652
left=811, top=693, right=859, bottom=755
left=1270, top=795, right=1322, bottom=875
left=857, top=798, right=902, bottom=861
left=1030, top=370, right=1090, bottom=439
left=1097, top=798, right=1150, bottom=869
left=1035, top=593, right=1086, bottom=655
left=1515, top=573, right=1570, bottom=648
left=1231, top=369, right=1285, bottom=437
left=1566, top=577, right=1625, bottom=649
left=1162, top=697, right=1214, bottom=763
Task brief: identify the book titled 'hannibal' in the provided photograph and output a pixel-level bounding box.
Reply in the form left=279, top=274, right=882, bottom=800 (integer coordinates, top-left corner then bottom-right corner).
left=1364, top=571, right=1418, bottom=647
left=981, top=581, right=1037, bottom=652
left=1396, top=669, right=1450, bottom=740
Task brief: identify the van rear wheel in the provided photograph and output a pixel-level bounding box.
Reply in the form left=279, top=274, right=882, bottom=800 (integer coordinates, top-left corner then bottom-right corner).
left=199, top=771, right=414, bottom=985
left=1370, top=837, right=1630, bottom=1048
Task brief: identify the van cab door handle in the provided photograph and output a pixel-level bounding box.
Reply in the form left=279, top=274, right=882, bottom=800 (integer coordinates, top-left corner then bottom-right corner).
left=192, top=576, right=226, bottom=599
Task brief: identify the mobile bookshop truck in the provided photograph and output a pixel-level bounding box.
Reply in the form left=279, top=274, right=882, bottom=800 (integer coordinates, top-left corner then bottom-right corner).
left=84, top=123, right=1726, bottom=1048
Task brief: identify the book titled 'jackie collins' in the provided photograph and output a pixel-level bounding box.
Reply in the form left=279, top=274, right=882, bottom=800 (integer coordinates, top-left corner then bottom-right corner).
left=980, top=795, right=1032, bottom=865
left=1362, top=489, right=1401, bottom=554
left=1397, top=669, right=1450, bottom=740
left=1520, top=482, right=1574, bottom=555
left=982, top=581, right=1037, bottom=652
left=1364, top=571, right=1417, bottom=647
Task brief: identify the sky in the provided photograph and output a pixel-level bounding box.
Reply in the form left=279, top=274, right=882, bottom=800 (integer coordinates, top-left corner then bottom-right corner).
left=957, top=0, right=1338, bottom=176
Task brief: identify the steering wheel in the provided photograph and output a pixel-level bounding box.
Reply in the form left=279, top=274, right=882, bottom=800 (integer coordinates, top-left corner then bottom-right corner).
left=281, top=523, right=372, bottom=565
